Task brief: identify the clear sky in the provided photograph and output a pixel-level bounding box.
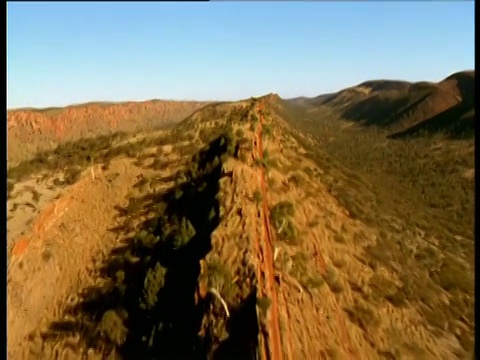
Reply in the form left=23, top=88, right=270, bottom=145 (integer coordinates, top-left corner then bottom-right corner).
left=7, top=1, right=475, bottom=109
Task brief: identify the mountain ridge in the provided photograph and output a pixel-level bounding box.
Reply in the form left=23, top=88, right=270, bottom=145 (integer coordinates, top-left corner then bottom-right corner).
left=290, top=70, right=474, bottom=139
left=7, top=100, right=208, bottom=166
left=7, top=92, right=474, bottom=358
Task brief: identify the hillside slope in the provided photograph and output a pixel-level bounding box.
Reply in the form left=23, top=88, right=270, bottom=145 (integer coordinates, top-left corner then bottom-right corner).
left=299, top=70, right=474, bottom=139
left=7, top=100, right=207, bottom=166
left=7, top=95, right=474, bottom=359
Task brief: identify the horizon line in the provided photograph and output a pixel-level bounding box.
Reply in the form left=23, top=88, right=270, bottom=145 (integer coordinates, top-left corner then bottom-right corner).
left=8, top=69, right=474, bottom=111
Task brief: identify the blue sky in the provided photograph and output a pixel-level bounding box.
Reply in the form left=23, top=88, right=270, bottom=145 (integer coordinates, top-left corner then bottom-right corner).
left=7, top=2, right=474, bottom=109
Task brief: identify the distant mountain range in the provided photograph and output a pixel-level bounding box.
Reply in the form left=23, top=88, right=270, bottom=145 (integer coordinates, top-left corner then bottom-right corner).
left=288, top=70, right=474, bottom=139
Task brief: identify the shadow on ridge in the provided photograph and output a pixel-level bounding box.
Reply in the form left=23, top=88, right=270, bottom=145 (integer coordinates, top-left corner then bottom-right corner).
left=41, top=134, right=259, bottom=359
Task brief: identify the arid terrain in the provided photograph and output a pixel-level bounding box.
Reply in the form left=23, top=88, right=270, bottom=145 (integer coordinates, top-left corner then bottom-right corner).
left=7, top=71, right=474, bottom=360
left=7, top=100, right=207, bottom=166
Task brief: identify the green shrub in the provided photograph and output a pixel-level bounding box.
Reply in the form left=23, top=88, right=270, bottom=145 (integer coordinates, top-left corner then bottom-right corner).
left=345, top=301, right=380, bottom=330
left=270, top=201, right=297, bottom=242
left=253, top=189, right=262, bottom=203
left=235, top=128, right=245, bottom=138
left=142, top=262, right=167, bottom=309
left=271, top=201, right=295, bottom=218
left=263, top=124, right=273, bottom=138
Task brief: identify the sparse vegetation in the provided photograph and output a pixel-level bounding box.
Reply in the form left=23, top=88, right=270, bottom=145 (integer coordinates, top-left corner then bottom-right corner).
left=8, top=101, right=205, bottom=165
left=269, top=201, right=297, bottom=243
left=8, top=84, right=475, bottom=359
left=253, top=189, right=262, bottom=203
left=34, top=132, right=263, bottom=359
left=235, top=128, right=245, bottom=138
left=282, top=103, right=474, bottom=244
left=41, top=248, right=53, bottom=262
left=263, top=124, right=273, bottom=138
left=239, top=152, right=247, bottom=162
left=290, top=251, right=324, bottom=290
left=344, top=301, right=380, bottom=331
left=324, top=266, right=344, bottom=293
left=7, top=131, right=173, bottom=192
left=287, top=172, right=306, bottom=187
left=25, top=186, right=41, bottom=203
left=278, top=98, right=474, bottom=353
left=368, top=274, right=406, bottom=307
left=206, top=259, right=236, bottom=300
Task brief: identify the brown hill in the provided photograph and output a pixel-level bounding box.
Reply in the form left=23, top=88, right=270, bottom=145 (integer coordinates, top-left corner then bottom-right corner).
left=7, top=100, right=207, bottom=165
left=296, top=70, right=474, bottom=139
left=7, top=95, right=474, bottom=359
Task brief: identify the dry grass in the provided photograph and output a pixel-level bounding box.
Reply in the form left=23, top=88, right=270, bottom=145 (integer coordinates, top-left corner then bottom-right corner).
left=271, top=98, right=474, bottom=355
left=8, top=95, right=475, bottom=359
left=289, top=251, right=324, bottom=290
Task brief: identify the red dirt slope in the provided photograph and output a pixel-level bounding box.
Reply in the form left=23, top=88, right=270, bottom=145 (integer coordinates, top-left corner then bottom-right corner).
left=7, top=100, right=207, bottom=164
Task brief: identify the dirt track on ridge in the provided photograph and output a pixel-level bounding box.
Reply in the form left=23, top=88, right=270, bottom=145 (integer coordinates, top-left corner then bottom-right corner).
left=252, top=100, right=358, bottom=359
left=253, top=102, right=284, bottom=360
